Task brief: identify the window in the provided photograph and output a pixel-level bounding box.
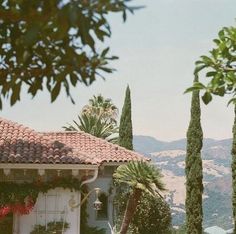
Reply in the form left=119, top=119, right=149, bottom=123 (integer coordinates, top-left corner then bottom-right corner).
left=96, top=193, right=108, bottom=220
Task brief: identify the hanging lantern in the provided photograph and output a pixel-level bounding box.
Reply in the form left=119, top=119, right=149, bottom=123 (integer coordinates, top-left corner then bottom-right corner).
left=93, top=198, right=102, bottom=211
left=93, top=188, right=102, bottom=210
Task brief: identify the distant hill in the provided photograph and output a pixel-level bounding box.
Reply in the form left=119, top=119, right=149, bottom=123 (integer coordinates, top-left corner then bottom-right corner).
left=133, top=135, right=167, bottom=154
left=133, top=135, right=233, bottom=229
left=133, top=135, right=188, bottom=154
left=133, top=135, right=230, bottom=154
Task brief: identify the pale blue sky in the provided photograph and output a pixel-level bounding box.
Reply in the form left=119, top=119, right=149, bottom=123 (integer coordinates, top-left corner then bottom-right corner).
left=1, top=0, right=236, bottom=141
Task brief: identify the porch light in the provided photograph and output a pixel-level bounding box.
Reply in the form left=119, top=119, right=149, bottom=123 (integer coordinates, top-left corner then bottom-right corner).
left=68, top=187, right=102, bottom=211
left=93, top=198, right=102, bottom=210
left=93, top=188, right=102, bottom=211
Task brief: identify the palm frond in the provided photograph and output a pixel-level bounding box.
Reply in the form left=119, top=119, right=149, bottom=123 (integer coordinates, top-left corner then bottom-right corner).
left=63, top=113, right=118, bottom=141
left=113, top=161, right=165, bottom=196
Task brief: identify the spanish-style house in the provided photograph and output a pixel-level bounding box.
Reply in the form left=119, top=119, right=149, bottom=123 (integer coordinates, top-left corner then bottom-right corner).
left=0, top=118, right=146, bottom=234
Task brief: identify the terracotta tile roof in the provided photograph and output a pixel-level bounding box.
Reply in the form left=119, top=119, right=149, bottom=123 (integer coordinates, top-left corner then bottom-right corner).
left=0, top=118, right=147, bottom=165
left=42, top=131, right=147, bottom=164
left=0, top=118, right=93, bottom=164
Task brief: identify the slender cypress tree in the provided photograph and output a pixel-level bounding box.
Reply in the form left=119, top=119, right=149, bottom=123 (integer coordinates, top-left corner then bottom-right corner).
left=185, top=76, right=203, bottom=234
left=232, top=105, right=236, bottom=233
left=119, top=86, right=133, bottom=150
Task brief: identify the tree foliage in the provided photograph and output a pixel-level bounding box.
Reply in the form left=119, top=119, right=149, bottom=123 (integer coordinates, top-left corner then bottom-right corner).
left=131, top=193, right=171, bottom=234
left=82, top=94, right=118, bottom=123
left=63, top=113, right=118, bottom=142
left=118, top=86, right=133, bottom=150
left=0, top=0, right=138, bottom=108
left=185, top=24, right=236, bottom=232
left=113, top=161, right=165, bottom=234
left=63, top=94, right=118, bottom=142
left=114, top=161, right=165, bottom=195
left=185, top=77, right=203, bottom=234
left=185, top=26, right=236, bottom=105
left=30, top=221, right=70, bottom=234
left=114, top=189, right=172, bottom=234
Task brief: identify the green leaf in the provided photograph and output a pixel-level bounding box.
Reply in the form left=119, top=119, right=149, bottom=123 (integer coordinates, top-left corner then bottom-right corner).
left=206, top=71, right=217, bottom=77
left=10, top=83, right=21, bottom=106
left=200, top=56, right=213, bottom=65
left=70, top=73, right=78, bottom=87
left=218, top=29, right=225, bottom=40
left=213, top=39, right=221, bottom=45
left=194, top=64, right=207, bottom=75
left=110, top=55, right=119, bottom=60
left=216, top=86, right=225, bottom=97
left=227, top=98, right=236, bottom=106
left=0, top=98, right=2, bottom=110
left=101, top=47, right=110, bottom=57
left=23, top=24, right=40, bottom=46
left=51, top=82, right=61, bottom=102
left=193, top=82, right=206, bottom=89
left=99, top=67, right=113, bottom=73
left=202, top=92, right=212, bottom=105
left=123, top=10, right=127, bottom=21
left=184, top=82, right=206, bottom=94
left=184, top=87, right=199, bottom=94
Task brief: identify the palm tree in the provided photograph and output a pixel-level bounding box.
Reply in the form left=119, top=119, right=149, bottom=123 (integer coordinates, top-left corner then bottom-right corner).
left=82, top=94, right=118, bottom=123
left=113, top=161, right=165, bottom=234
left=63, top=114, right=118, bottom=142
left=63, top=95, right=119, bottom=142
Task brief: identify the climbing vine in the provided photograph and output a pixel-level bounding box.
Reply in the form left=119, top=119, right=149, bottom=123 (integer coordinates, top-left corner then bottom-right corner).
left=0, top=176, right=82, bottom=219
left=0, top=175, right=105, bottom=233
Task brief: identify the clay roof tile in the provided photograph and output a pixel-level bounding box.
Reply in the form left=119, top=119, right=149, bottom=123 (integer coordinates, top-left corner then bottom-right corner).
left=0, top=118, right=147, bottom=166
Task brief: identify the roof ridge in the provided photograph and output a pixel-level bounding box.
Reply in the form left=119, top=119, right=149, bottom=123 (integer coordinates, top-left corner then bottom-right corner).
left=0, top=118, right=67, bottom=147
left=40, top=131, right=80, bottom=134
left=0, top=117, right=35, bottom=132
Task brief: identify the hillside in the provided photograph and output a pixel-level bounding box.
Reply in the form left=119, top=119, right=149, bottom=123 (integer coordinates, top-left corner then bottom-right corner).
left=133, top=135, right=233, bottom=229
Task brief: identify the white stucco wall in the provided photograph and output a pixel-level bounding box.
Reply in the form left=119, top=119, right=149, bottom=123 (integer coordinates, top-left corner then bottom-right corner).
left=14, top=167, right=116, bottom=234
left=17, top=188, right=81, bottom=234
left=87, top=177, right=114, bottom=234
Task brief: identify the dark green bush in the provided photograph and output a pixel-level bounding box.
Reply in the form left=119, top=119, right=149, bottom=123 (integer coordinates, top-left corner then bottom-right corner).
left=114, top=188, right=172, bottom=234
left=30, top=221, right=69, bottom=234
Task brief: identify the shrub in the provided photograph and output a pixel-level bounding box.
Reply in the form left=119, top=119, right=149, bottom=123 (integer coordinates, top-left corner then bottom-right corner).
left=114, top=189, right=172, bottom=234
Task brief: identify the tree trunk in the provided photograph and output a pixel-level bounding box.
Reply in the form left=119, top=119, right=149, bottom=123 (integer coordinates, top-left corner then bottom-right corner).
left=232, top=105, right=236, bottom=233
left=119, top=189, right=142, bottom=234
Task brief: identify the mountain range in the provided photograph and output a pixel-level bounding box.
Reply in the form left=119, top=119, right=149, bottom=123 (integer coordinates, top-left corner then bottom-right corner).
left=133, top=135, right=233, bottom=229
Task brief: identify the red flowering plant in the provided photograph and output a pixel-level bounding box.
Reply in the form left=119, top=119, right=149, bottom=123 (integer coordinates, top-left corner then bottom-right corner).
left=0, top=182, right=38, bottom=219
left=0, top=206, right=11, bottom=219
left=0, top=176, right=82, bottom=219
left=0, top=197, right=35, bottom=219
left=9, top=196, right=35, bottom=215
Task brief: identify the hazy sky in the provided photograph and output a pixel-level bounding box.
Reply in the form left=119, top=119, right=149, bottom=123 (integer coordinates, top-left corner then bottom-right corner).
left=1, top=0, right=236, bottom=141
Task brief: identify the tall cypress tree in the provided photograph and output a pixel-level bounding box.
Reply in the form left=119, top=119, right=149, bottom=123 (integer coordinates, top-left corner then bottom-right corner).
left=232, top=105, right=236, bottom=233
left=119, top=86, right=133, bottom=150
left=185, top=76, right=203, bottom=234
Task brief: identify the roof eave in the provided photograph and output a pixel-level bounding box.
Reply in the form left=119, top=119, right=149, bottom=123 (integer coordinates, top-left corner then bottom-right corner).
left=0, top=163, right=98, bottom=170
